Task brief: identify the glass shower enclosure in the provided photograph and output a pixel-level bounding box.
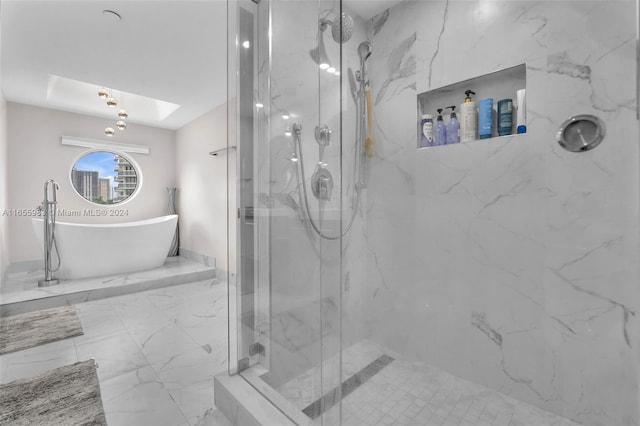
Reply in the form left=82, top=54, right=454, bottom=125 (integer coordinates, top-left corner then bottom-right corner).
left=227, top=0, right=640, bottom=425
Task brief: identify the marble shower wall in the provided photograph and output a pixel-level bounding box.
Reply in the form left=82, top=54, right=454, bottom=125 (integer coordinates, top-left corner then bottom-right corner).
left=360, top=1, right=639, bottom=426
left=254, top=0, right=369, bottom=399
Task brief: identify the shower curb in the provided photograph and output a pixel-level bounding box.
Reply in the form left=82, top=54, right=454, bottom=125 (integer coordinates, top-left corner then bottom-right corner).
left=215, top=372, right=298, bottom=426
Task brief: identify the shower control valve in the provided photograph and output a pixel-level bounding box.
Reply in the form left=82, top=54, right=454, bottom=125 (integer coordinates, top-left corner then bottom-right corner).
left=315, top=124, right=332, bottom=146
left=318, top=176, right=331, bottom=200
left=311, top=166, right=334, bottom=201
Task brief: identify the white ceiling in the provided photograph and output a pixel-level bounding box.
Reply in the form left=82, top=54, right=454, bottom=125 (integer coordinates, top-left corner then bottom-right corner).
left=0, top=0, right=400, bottom=131
left=1, top=0, right=228, bottom=130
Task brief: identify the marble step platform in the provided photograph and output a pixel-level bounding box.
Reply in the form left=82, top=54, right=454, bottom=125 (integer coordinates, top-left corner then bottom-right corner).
left=0, top=256, right=215, bottom=317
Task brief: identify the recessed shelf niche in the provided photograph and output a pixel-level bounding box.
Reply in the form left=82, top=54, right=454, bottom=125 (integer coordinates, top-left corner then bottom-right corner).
left=417, top=64, right=526, bottom=148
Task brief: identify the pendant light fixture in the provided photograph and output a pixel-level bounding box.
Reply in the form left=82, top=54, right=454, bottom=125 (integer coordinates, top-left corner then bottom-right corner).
left=98, top=87, right=129, bottom=134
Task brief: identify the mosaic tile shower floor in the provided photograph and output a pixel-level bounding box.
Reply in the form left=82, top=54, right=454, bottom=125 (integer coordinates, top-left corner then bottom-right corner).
left=278, top=340, right=581, bottom=426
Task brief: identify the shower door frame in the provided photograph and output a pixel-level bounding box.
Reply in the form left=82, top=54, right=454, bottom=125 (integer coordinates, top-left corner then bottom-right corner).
left=228, top=0, right=347, bottom=424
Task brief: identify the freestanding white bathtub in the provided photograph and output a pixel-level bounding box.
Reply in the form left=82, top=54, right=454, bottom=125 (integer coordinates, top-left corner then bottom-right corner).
left=32, top=214, right=178, bottom=280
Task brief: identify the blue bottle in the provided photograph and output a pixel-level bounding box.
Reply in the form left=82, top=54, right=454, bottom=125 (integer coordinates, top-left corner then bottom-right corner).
left=435, top=108, right=447, bottom=146
left=497, top=98, right=513, bottom=136
left=445, top=105, right=460, bottom=144
left=478, top=98, right=493, bottom=139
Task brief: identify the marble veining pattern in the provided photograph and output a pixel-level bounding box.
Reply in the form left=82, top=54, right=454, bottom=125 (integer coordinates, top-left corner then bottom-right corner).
left=244, top=1, right=637, bottom=425
left=358, top=1, right=639, bottom=425
left=278, top=340, right=581, bottom=426
left=0, top=279, right=231, bottom=426
left=334, top=344, right=582, bottom=426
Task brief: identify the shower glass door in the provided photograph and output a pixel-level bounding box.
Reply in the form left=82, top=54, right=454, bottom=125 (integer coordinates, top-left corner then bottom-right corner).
left=229, top=0, right=345, bottom=424
left=230, top=0, right=639, bottom=425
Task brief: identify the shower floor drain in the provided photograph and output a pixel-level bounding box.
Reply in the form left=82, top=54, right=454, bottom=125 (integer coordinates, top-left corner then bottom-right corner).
left=301, top=354, right=395, bottom=419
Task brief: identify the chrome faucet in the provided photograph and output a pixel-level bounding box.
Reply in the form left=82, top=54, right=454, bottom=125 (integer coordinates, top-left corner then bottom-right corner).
left=38, top=179, right=61, bottom=287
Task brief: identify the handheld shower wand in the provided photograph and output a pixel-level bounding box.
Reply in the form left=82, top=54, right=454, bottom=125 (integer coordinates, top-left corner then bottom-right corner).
left=292, top=41, right=373, bottom=240
left=359, top=42, right=375, bottom=158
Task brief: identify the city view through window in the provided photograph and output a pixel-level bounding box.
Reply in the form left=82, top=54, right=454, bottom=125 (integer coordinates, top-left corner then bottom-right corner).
left=71, top=151, right=138, bottom=204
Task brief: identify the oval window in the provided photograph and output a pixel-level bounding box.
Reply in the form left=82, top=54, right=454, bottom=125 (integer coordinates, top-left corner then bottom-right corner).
left=70, top=151, right=140, bottom=205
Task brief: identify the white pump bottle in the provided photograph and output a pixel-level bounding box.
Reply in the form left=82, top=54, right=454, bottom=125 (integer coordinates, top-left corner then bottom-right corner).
left=459, top=90, right=478, bottom=142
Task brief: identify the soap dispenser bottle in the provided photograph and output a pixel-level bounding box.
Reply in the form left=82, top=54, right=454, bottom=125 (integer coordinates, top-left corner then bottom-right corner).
left=445, top=106, right=460, bottom=144
left=420, top=114, right=434, bottom=147
left=435, top=108, right=447, bottom=146
left=460, top=90, right=478, bottom=142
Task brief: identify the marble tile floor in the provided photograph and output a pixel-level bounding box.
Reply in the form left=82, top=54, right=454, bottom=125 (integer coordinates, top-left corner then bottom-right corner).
left=0, top=279, right=232, bottom=426
left=278, top=340, right=582, bottom=426
left=0, top=256, right=215, bottom=316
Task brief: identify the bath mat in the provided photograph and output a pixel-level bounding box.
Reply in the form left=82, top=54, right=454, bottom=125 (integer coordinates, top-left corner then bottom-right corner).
left=0, top=359, right=107, bottom=425
left=0, top=306, right=84, bottom=355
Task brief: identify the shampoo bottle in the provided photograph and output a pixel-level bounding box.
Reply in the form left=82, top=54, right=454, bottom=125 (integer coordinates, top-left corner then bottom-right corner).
left=420, top=114, right=434, bottom=147
left=445, top=106, right=460, bottom=144
left=478, top=97, right=494, bottom=139
left=460, top=90, right=478, bottom=142
left=497, top=98, right=513, bottom=136
left=435, top=108, right=447, bottom=146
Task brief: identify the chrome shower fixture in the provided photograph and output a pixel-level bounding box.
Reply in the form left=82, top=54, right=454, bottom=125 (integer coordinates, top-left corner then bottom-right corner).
left=322, top=12, right=354, bottom=44
left=310, top=12, right=354, bottom=70
left=38, top=179, right=61, bottom=287
left=310, top=24, right=331, bottom=70
left=357, top=41, right=372, bottom=85
left=358, top=41, right=372, bottom=62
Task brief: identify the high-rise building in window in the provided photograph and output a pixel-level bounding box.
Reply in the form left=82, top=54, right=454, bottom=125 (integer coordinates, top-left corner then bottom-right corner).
left=113, top=155, right=137, bottom=201
left=71, top=169, right=99, bottom=201
left=98, top=178, right=112, bottom=203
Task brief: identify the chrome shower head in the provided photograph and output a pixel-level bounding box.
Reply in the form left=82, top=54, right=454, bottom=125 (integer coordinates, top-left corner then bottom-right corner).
left=311, top=13, right=354, bottom=69
left=331, top=13, right=354, bottom=43
left=358, top=41, right=372, bottom=62
left=319, top=13, right=354, bottom=44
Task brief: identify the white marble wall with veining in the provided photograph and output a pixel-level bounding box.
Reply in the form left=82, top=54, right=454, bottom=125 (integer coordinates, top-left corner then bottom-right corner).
left=251, top=0, right=370, bottom=406
left=360, top=1, right=639, bottom=426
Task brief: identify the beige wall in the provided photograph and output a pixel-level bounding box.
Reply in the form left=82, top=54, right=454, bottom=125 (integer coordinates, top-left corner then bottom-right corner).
left=0, top=90, right=7, bottom=283
left=176, top=101, right=233, bottom=278
left=7, top=102, right=176, bottom=263
left=0, top=16, right=6, bottom=282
